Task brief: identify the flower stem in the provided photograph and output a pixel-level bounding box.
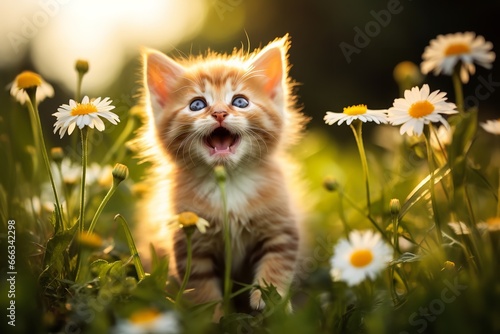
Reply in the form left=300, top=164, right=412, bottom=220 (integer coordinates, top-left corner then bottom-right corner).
left=87, top=184, right=117, bottom=235
left=215, top=166, right=232, bottom=315
left=350, top=120, right=372, bottom=216
left=452, top=64, right=465, bottom=114
left=78, top=127, right=89, bottom=233
left=115, top=214, right=145, bottom=280
left=175, top=233, right=192, bottom=306
left=26, top=90, right=64, bottom=230
left=424, top=127, right=443, bottom=245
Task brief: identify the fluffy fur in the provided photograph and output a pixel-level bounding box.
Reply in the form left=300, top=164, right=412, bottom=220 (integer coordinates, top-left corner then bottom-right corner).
left=135, top=35, right=308, bottom=320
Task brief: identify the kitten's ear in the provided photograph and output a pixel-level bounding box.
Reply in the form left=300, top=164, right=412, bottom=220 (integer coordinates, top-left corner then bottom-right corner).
left=142, top=48, right=184, bottom=114
left=248, top=35, right=289, bottom=100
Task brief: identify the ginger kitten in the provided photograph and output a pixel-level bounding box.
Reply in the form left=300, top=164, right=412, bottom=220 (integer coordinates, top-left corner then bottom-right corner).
left=136, top=35, right=307, bottom=319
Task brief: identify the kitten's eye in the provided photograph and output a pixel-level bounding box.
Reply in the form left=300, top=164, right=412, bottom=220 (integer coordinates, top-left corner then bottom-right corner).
left=189, top=98, right=207, bottom=111
left=232, top=96, right=249, bottom=108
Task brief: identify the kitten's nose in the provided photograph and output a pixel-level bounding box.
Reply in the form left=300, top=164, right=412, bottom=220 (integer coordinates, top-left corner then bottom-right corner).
left=211, top=111, right=228, bottom=123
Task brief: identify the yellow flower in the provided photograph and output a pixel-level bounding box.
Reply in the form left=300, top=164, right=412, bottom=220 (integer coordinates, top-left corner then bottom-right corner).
left=9, top=70, right=54, bottom=105
left=421, top=32, right=495, bottom=83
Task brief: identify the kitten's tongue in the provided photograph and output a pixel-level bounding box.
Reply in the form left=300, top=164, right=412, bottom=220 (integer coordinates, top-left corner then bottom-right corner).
left=206, top=127, right=239, bottom=154
left=209, top=135, right=233, bottom=151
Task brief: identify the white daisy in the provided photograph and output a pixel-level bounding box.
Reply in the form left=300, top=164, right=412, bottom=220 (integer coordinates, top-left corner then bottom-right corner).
left=9, top=70, right=54, bottom=105
left=387, top=84, right=458, bottom=136
left=170, top=211, right=210, bottom=234
left=324, top=104, right=388, bottom=126
left=111, top=309, right=180, bottom=334
left=480, top=119, right=500, bottom=135
left=53, top=96, right=119, bottom=138
left=421, top=32, right=496, bottom=83
left=330, top=230, right=393, bottom=287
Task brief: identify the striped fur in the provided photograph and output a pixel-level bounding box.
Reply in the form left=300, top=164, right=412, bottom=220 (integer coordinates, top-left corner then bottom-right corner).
left=135, top=35, right=307, bottom=320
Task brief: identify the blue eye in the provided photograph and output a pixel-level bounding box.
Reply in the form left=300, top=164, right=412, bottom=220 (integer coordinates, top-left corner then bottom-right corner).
left=189, top=98, right=207, bottom=111
left=232, top=96, right=249, bottom=108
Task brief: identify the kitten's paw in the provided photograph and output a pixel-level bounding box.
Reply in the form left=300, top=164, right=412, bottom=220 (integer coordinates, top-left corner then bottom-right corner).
left=212, top=302, right=224, bottom=323
left=250, top=289, right=266, bottom=310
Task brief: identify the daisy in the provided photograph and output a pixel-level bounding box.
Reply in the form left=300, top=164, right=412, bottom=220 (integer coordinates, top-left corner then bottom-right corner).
left=330, top=230, right=393, bottom=287
left=324, top=104, right=388, bottom=126
left=111, top=309, right=180, bottom=334
left=9, top=70, right=54, bottom=104
left=480, top=119, right=500, bottom=135
left=170, top=211, right=210, bottom=234
left=421, top=32, right=495, bottom=83
left=387, top=84, right=458, bottom=136
left=52, top=96, right=119, bottom=138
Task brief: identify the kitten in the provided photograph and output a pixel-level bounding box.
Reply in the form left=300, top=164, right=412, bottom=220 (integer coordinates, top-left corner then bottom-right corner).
left=136, top=35, right=307, bottom=320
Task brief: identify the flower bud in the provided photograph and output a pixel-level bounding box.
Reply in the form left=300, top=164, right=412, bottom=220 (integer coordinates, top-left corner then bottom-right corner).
left=50, top=147, right=64, bottom=163
left=393, top=61, right=423, bottom=87
left=112, top=163, right=129, bottom=185
left=390, top=198, right=401, bottom=215
left=442, top=260, right=456, bottom=271
left=214, top=165, right=226, bottom=183
left=323, top=176, right=339, bottom=192
left=75, top=59, right=89, bottom=75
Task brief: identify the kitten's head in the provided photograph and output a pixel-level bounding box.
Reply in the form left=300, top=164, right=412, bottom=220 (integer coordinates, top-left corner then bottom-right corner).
left=141, top=35, right=305, bottom=169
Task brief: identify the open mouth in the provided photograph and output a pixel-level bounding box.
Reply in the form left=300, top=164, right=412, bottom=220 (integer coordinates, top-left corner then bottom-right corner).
left=204, top=127, right=241, bottom=156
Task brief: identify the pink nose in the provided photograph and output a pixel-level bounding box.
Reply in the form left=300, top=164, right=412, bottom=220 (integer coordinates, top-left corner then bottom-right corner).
left=212, top=111, right=228, bottom=123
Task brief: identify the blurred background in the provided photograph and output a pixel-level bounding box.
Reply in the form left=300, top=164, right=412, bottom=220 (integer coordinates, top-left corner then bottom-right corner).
left=1, top=0, right=499, bottom=136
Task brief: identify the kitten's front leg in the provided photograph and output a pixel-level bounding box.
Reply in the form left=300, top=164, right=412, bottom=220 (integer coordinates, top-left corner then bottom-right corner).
left=250, top=225, right=299, bottom=311
left=172, top=231, right=223, bottom=321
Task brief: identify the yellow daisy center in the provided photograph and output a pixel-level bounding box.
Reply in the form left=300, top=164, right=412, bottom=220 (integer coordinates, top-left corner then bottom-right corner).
left=178, top=211, right=199, bottom=227
left=408, top=100, right=435, bottom=118
left=16, top=71, right=42, bottom=89
left=350, top=249, right=374, bottom=268
left=444, top=43, right=471, bottom=56
left=343, top=104, right=367, bottom=115
left=129, top=309, right=160, bottom=324
left=71, top=103, right=98, bottom=116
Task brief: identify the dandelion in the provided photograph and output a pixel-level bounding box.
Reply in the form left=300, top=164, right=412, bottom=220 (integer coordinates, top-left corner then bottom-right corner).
left=480, top=119, right=500, bottom=135
left=330, top=230, right=393, bottom=286
left=111, top=309, right=180, bottom=334
left=421, top=32, right=495, bottom=84
left=9, top=70, right=54, bottom=105
left=387, top=84, right=458, bottom=136
left=324, top=104, right=388, bottom=126
left=52, top=96, right=119, bottom=138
